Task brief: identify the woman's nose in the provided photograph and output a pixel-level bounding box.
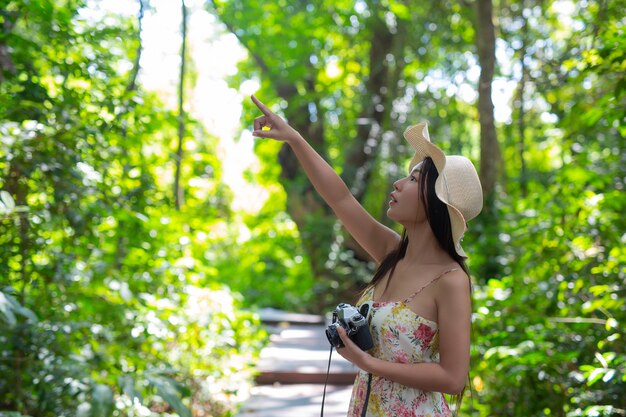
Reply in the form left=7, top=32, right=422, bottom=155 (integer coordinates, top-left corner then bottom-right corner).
left=393, top=180, right=400, bottom=190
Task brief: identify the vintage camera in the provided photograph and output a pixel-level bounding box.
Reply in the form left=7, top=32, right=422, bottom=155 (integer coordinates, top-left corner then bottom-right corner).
left=325, top=303, right=373, bottom=351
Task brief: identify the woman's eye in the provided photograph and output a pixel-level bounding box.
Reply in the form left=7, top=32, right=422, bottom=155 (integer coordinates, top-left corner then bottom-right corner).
left=410, top=175, right=417, bottom=182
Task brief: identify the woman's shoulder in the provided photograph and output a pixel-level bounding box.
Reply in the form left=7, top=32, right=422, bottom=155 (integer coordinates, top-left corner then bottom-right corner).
left=434, top=266, right=471, bottom=298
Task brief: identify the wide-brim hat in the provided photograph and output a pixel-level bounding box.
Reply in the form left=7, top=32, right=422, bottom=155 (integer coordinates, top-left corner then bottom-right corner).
left=403, top=122, right=483, bottom=258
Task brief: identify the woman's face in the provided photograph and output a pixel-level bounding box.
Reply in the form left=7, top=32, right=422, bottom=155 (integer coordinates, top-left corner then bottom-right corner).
left=387, top=162, right=427, bottom=225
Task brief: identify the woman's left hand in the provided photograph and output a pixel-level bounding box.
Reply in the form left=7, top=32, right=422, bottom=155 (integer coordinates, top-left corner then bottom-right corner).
left=336, top=326, right=372, bottom=371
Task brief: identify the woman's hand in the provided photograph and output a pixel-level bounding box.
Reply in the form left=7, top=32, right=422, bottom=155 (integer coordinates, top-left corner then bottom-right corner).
left=251, top=95, right=301, bottom=143
left=336, top=326, right=372, bottom=372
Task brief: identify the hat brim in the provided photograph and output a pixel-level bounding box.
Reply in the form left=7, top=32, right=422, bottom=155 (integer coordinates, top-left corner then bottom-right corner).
left=403, top=123, right=468, bottom=258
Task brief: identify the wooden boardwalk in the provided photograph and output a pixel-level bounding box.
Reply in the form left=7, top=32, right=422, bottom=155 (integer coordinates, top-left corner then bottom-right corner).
left=235, top=384, right=353, bottom=417
left=235, top=309, right=356, bottom=417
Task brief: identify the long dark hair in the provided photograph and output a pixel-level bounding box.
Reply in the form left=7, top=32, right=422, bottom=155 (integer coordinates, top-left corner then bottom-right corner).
left=364, top=156, right=471, bottom=413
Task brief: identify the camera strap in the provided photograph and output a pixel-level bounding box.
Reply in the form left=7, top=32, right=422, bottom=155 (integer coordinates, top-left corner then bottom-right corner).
left=360, top=373, right=372, bottom=417
left=319, top=347, right=373, bottom=417
left=320, top=345, right=334, bottom=417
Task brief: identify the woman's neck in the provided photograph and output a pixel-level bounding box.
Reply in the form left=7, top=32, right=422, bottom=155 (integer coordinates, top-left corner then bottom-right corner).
left=403, top=222, right=451, bottom=266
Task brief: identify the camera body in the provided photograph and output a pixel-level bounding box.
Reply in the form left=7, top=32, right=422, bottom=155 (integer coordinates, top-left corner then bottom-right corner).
left=325, top=303, right=373, bottom=351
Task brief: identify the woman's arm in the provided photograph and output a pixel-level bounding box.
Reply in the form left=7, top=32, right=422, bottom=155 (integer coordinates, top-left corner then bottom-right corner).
left=336, top=270, right=471, bottom=395
left=251, top=95, right=400, bottom=262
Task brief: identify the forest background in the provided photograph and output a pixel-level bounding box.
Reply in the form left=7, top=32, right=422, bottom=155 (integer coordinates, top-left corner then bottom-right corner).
left=0, top=0, right=624, bottom=416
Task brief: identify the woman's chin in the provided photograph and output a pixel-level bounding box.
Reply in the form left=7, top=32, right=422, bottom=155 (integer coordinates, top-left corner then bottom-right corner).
left=386, top=208, right=401, bottom=222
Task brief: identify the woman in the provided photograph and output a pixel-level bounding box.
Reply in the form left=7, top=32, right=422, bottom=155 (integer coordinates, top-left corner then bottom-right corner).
left=251, top=95, right=483, bottom=416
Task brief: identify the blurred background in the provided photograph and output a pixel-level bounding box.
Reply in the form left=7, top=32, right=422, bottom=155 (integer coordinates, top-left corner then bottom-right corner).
left=0, top=0, right=624, bottom=416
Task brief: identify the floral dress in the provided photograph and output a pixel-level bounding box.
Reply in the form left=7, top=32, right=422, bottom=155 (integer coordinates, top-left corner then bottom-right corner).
left=347, top=269, right=457, bottom=417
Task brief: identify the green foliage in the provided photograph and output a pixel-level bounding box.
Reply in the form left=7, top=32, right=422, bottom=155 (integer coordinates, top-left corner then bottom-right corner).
left=212, top=0, right=625, bottom=415
left=464, top=1, right=626, bottom=415
left=0, top=1, right=267, bottom=416
left=0, top=0, right=624, bottom=416
left=469, top=180, right=625, bottom=415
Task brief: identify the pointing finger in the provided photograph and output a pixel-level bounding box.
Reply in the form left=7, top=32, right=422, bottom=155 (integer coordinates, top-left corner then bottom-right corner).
left=251, top=94, right=273, bottom=116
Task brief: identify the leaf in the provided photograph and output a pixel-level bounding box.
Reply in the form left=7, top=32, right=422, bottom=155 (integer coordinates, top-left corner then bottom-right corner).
left=388, top=2, right=411, bottom=19
left=16, top=305, right=38, bottom=322
left=586, top=368, right=605, bottom=386
left=0, top=290, right=38, bottom=325
left=602, top=369, right=616, bottom=383
left=588, top=285, right=608, bottom=296
left=605, top=318, right=617, bottom=330
left=134, top=212, right=149, bottom=222
left=0, top=292, right=17, bottom=326
left=147, top=376, right=191, bottom=417
left=0, top=191, right=15, bottom=211
left=91, top=384, right=114, bottom=417
left=119, top=375, right=143, bottom=403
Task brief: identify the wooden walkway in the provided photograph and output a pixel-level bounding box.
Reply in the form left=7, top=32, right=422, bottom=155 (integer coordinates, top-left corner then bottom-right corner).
left=235, top=309, right=356, bottom=417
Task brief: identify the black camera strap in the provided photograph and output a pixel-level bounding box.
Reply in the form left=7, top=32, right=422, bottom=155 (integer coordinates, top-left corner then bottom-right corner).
left=360, top=372, right=372, bottom=417
left=320, top=348, right=373, bottom=417
left=320, top=345, right=333, bottom=417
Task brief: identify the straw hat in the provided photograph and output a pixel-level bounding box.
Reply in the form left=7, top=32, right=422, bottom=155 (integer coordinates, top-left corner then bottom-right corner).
left=403, top=122, right=483, bottom=257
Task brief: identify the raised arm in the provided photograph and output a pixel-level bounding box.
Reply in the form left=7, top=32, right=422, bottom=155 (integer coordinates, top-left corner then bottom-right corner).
left=251, top=95, right=399, bottom=262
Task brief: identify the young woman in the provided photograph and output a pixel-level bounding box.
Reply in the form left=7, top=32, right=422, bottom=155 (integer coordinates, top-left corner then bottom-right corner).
left=251, top=95, right=483, bottom=417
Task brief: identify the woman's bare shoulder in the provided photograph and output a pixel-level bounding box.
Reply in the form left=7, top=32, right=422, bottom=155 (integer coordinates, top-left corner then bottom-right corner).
left=436, top=267, right=471, bottom=296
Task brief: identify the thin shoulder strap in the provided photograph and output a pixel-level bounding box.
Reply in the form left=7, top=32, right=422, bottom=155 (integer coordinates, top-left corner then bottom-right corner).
left=403, top=268, right=459, bottom=304
left=360, top=285, right=375, bottom=301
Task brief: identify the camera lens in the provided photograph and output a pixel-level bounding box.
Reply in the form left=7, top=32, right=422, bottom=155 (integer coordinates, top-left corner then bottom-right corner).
left=325, top=323, right=343, bottom=348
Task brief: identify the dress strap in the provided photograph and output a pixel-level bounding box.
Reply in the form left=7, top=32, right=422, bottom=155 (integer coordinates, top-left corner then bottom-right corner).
left=359, top=285, right=375, bottom=303
left=403, top=268, right=459, bottom=304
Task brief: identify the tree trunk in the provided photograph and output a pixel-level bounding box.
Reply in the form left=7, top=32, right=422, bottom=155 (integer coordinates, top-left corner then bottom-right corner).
left=475, top=0, right=500, bottom=202
left=5, top=162, right=29, bottom=412
left=174, top=0, right=187, bottom=210
left=0, top=10, right=17, bottom=82
left=276, top=10, right=400, bottom=277
left=474, top=0, right=502, bottom=281
left=276, top=85, right=334, bottom=287
left=125, top=0, right=145, bottom=94
left=339, top=11, right=404, bottom=262
left=517, top=2, right=529, bottom=197
left=115, top=0, right=146, bottom=269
